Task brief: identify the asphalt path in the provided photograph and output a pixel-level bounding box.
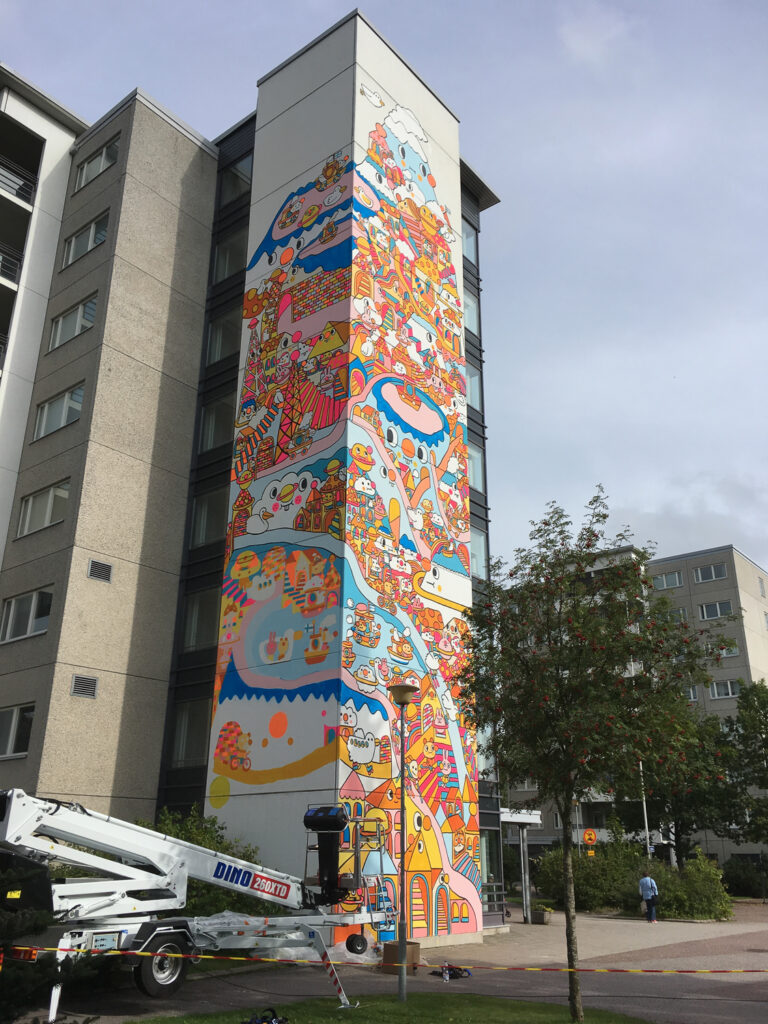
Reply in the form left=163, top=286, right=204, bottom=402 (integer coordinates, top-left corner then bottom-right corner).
left=23, top=902, right=768, bottom=1024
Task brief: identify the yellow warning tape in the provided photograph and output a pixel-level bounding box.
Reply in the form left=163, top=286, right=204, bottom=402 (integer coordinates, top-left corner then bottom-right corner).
left=10, top=946, right=768, bottom=975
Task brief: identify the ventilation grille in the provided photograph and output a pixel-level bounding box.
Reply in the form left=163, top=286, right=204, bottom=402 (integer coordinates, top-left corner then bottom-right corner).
left=87, top=559, right=113, bottom=583
left=71, top=675, right=98, bottom=699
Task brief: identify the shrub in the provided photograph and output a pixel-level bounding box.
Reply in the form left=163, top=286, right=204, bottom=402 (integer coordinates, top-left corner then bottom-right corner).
left=722, top=855, right=768, bottom=898
left=535, top=844, right=732, bottom=919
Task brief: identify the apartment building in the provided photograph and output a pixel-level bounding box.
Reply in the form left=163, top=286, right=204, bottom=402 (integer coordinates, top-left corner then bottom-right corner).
left=0, top=12, right=500, bottom=938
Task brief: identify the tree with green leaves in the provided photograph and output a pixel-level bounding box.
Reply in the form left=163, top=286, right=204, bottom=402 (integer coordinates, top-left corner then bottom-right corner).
left=720, top=681, right=768, bottom=844
left=459, top=490, right=723, bottom=1023
left=615, top=706, right=734, bottom=865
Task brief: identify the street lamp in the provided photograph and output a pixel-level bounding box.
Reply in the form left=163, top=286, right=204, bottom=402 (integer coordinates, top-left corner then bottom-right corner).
left=388, top=680, right=418, bottom=1003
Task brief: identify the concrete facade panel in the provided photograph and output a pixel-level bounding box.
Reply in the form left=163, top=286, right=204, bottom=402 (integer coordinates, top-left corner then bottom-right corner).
left=75, top=441, right=189, bottom=574
left=247, top=68, right=356, bottom=209
left=104, top=257, right=206, bottom=389
left=113, top=174, right=213, bottom=303
left=88, top=344, right=196, bottom=478
left=126, top=100, right=216, bottom=229
left=36, top=664, right=167, bottom=819
left=255, top=16, right=356, bottom=128
left=55, top=547, right=180, bottom=682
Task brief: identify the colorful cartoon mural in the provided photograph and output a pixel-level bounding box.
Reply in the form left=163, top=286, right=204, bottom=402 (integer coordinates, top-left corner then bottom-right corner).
left=206, top=85, right=480, bottom=938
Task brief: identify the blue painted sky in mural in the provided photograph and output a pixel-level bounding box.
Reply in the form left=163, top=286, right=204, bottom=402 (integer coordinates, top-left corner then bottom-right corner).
left=10, top=0, right=766, bottom=568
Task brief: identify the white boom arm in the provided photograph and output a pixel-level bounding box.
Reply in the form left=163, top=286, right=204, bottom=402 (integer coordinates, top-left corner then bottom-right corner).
left=0, top=789, right=309, bottom=920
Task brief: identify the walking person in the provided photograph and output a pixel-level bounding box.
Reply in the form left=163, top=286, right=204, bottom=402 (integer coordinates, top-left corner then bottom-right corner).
left=639, top=870, right=659, bottom=923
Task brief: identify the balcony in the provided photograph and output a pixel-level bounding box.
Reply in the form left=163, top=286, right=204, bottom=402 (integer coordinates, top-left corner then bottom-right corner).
left=0, top=242, right=23, bottom=286
left=0, top=154, right=37, bottom=205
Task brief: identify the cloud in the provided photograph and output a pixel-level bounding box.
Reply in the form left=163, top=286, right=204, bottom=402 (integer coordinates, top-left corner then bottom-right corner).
left=557, top=0, right=633, bottom=68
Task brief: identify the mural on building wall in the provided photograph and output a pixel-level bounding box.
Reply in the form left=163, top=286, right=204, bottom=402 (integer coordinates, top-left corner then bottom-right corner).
left=207, top=87, right=481, bottom=937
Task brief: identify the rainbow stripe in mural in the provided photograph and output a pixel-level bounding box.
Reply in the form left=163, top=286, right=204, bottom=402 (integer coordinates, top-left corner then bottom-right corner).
left=206, top=91, right=480, bottom=938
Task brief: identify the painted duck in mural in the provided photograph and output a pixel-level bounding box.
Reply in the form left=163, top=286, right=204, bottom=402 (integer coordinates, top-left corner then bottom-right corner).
left=387, top=626, right=413, bottom=665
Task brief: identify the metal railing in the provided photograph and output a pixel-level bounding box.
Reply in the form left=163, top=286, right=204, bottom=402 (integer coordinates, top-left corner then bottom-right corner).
left=0, top=153, right=37, bottom=204
left=0, top=242, right=23, bottom=284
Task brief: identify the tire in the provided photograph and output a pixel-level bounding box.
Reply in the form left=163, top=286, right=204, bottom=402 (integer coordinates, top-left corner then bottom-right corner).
left=134, top=934, right=189, bottom=997
left=345, top=932, right=368, bottom=955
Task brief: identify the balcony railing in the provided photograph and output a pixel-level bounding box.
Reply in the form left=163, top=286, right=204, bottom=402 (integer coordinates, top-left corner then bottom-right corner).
left=0, top=154, right=37, bottom=205
left=0, top=242, right=23, bottom=285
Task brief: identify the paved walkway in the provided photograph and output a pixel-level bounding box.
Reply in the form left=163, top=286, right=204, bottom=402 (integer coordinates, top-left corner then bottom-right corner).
left=422, top=902, right=768, bottom=977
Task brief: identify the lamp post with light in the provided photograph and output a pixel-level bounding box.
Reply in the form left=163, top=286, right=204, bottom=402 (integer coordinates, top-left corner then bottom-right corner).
left=388, top=679, right=418, bottom=1003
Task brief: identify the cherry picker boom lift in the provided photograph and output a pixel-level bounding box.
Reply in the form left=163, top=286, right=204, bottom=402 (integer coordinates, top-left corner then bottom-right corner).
left=0, top=789, right=392, bottom=1015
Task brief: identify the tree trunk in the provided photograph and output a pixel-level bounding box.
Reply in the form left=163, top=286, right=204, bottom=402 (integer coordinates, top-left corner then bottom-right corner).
left=673, top=817, right=685, bottom=868
left=561, top=805, right=583, bottom=1022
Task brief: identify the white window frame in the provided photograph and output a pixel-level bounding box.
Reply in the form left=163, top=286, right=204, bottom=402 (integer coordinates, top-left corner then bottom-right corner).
left=764, top=611, right=768, bottom=631
left=0, top=588, right=53, bottom=643
left=710, top=680, right=740, bottom=700
left=760, top=577, right=766, bottom=599
left=34, top=384, right=84, bottom=440
left=652, top=570, right=683, bottom=590
left=17, top=479, right=70, bottom=537
left=0, top=703, right=34, bottom=758
left=75, top=136, right=119, bottom=190
left=693, top=562, right=727, bottom=584
left=699, top=600, right=733, bottom=620
left=50, top=295, right=97, bottom=351
left=63, top=213, right=109, bottom=267
left=686, top=685, right=698, bottom=702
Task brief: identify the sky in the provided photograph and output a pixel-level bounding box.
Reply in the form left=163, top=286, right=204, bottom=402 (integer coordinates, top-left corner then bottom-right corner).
left=4, top=0, right=767, bottom=567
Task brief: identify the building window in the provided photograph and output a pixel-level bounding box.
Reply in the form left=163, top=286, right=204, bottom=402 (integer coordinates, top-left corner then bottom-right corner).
left=212, top=224, right=248, bottom=284
left=760, top=578, right=766, bottom=599
left=17, top=480, right=70, bottom=537
left=199, top=393, right=235, bottom=452
left=764, top=611, right=768, bottom=631
left=50, top=295, right=97, bottom=351
left=706, top=640, right=739, bottom=658
left=206, top=305, right=242, bottom=365
left=652, top=571, right=683, bottom=590
left=463, top=290, right=480, bottom=336
left=693, top=562, right=727, bottom=583
left=687, top=685, right=698, bottom=702
left=553, top=811, right=561, bottom=830
left=182, top=587, right=220, bottom=651
left=75, top=136, right=119, bottom=190
left=466, top=361, right=483, bottom=412
left=470, top=524, right=489, bottom=580
left=710, top=680, right=740, bottom=699
left=699, top=600, right=732, bottom=620
left=669, top=607, right=688, bottom=623
left=34, top=384, right=84, bottom=439
left=190, top=486, right=230, bottom=547
left=63, top=213, right=108, bottom=267
left=0, top=704, right=34, bottom=757
left=219, top=153, right=253, bottom=207
left=462, top=217, right=478, bottom=266
left=171, top=698, right=212, bottom=767
left=0, top=588, right=53, bottom=642
left=467, top=440, right=485, bottom=492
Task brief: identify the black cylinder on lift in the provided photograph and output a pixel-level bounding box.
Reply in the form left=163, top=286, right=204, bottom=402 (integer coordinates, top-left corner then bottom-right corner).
left=303, top=806, right=349, bottom=903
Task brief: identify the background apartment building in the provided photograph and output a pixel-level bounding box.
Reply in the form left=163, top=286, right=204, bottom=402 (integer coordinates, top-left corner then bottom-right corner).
left=0, top=13, right=501, bottom=933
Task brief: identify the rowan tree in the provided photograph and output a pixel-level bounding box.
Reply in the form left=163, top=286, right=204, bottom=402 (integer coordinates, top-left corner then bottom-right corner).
left=459, top=490, right=722, bottom=1023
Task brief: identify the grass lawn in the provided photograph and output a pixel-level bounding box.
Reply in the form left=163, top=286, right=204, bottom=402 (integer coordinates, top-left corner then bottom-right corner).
left=126, top=993, right=652, bottom=1024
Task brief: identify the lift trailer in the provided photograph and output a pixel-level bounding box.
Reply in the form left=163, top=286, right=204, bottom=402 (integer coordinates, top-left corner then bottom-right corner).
left=0, top=789, right=392, bottom=1014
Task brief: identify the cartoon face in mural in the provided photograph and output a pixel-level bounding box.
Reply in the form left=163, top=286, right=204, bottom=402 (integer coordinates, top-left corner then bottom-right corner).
left=207, top=87, right=480, bottom=939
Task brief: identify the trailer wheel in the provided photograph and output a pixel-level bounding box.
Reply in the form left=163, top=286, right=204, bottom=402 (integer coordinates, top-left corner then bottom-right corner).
left=134, top=934, right=189, bottom=997
left=345, top=932, right=367, bottom=955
